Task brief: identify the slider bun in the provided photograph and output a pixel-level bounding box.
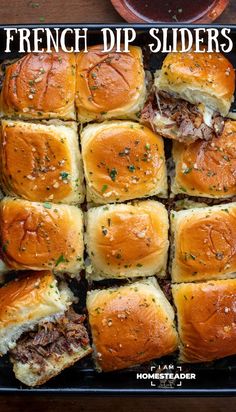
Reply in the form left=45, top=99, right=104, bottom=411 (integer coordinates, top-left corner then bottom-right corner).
left=0, top=197, right=84, bottom=274
left=11, top=345, right=92, bottom=387
left=87, top=277, right=178, bottom=372
left=155, top=49, right=235, bottom=116
left=172, top=120, right=236, bottom=198
left=85, top=200, right=169, bottom=280
left=171, top=203, right=236, bottom=282
left=0, top=119, right=84, bottom=204
left=172, top=280, right=236, bottom=362
left=0, top=271, right=74, bottom=356
left=76, top=45, right=146, bottom=123
left=81, top=121, right=167, bottom=204
left=1, top=51, right=76, bottom=120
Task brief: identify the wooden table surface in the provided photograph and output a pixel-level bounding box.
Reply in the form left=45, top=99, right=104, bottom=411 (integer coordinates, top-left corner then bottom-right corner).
left=0, top=1, right=236, bottom=411
left=0, top=0, right=235, bottom=24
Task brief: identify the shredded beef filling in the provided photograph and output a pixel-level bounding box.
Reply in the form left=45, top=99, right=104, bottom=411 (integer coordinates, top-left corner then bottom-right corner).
left=10, top=308, right=89, bottom=367
left=141, top=90, right=224, bottom=142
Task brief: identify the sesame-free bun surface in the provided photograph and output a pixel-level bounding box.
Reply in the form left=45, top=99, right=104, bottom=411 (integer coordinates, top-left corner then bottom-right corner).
left=155, top=49, right=235, bottom=117
left=0, top=198, right=84, bottom=274
left=85, top=201, right=169, bottom=280
left=172, top=120, right=236, bottom=198
left=172, top=280, right=236, bottom=363
left=0, top=120, right=84, bottom=204
left=171, top=203, right=236, bottom=283
left=76, top=45, right=146, bottom=123
left=81, top=121, right=167, bottom=204
left=0, top=271, right=74, bottom=355
left=1, top=51, right=76, bottom=120
left=87, top=277, right=178, bottom=372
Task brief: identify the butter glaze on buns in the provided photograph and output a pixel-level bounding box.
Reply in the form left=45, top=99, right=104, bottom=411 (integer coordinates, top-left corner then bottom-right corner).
left=76, top=45, right=146, bottom=122
left=172, top=280, right=236, bottom=363
left=81, top=121, right=167, bottom=204
left=172, top=120, right=236, bottom=198
left=1, top=51, right=76, bottom=120
left=85, top=201, right=169, bottom=280
left=87, top=277, right=178, bottom=372
left=0, top=120, right=84, bottom=204
left=155, top=49, right=235, bottom=117
left=0, top=271, right=74, bottom=356
left=171, top=203, right=236, bottom=283
left=0, top=198, right=84, bottom=274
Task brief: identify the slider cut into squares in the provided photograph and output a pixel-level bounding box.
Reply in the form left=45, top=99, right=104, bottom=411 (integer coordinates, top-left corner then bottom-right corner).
left=171, top=203, right=236, bottom=283
left=172, top=120, right=236, bottom=198
left=76, top=45, right=146, bottom=123
left=0, top=198, right=84, bottom=274
left=172, top=280, right=236, bottom=363
left=1, top=51, right=76, bottom=120
left=85, top=201, right=169, bottom=280
left=87, top=277, right=178, bottom=372
left=0, top=120, right=84, bottom=204
left=81, top=121, right=167, bottom=204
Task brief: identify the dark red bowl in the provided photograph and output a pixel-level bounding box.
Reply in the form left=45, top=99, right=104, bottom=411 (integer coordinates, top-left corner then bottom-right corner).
left=110, top=0, right=229, bottom=23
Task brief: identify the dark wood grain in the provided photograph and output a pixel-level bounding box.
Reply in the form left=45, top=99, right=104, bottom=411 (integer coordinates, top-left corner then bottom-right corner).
left=0, top=0, right=235, bottom=24
left=0, top=396, right=236, bottom=412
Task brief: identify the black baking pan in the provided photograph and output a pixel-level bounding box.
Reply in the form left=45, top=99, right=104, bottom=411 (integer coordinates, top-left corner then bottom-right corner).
left=0, top=24, right=236, bottom=396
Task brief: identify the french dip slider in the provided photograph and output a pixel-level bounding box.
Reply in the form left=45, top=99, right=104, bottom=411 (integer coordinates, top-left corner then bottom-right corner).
left=76, top=45, right=146, bottom=123
left=171, top=120, right=236, bottom=198
left=0, top=271, right=91, bottom=386
left=0, top=120, right=84, bottom=204
left=81, top=121, right=167, bottom=204
left=173, top=280, right=236, bottom=363
left=142, top=48, right=235, bottom=144
left=87, top=277, right=178, bottom=372
left=171, top=202, right=236, bottom=282
left=1, top=51, right=76, bottom=120
left=0, top=198, right=84, bottom=274
left=85, top=201, right=169, bottom=280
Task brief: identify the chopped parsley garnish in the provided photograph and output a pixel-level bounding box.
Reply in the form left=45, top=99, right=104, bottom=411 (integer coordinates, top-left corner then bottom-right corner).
left=55, top=255, right=66, bottom=266
left=101, top=184, right=108, bottom=193
left=128, top=165, right=136, bottom=172
left=109, top=168, right=118, bottom=182
left=2, top=240, right=9, bottom=253
left=60, top=171, right=69, bottom=180
left=43, top=202, right=52, bottom=209
left=183, top=167, right=192, bottom=175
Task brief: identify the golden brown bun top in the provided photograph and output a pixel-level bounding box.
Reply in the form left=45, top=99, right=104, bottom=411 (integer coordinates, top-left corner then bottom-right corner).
left=174, top=120, right=236, bottom=198
left=82, top=121, right=166, bottom=202
left=156, top=47, right=235, bottom=116
left=172, top=204, right=236, bottom=281
left=0, top=271, right=63, bottom=329
left=76, top=45, right=144, bottom=117
left=1, top=51, right=76, bottom=119
left=0, top=198, right=83, bottom=271
left=161, top=48, right=235, bottom=104
left=173, top=280, right=236, bottom=362
left=0, top=120, right=73, bottom=202
left=90, top=201, right=168, bottom=270
left=87, top=278, right=178, bottom=372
